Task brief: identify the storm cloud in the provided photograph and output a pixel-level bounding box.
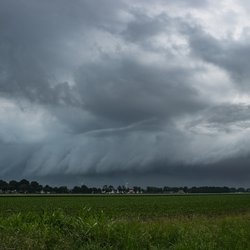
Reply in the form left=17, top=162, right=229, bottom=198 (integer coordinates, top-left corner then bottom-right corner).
left=1, top=0, right=250, bottom=186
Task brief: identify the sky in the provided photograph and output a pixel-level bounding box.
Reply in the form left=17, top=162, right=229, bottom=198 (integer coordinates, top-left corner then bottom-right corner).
left=1, top=0, right=250, bottom=187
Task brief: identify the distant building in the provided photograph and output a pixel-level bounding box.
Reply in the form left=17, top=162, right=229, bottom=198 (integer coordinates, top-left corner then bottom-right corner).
left=128, top=189, right=135, bottom=194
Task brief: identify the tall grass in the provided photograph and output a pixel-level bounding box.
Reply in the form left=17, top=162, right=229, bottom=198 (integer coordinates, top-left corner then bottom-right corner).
left=1, top=207, right=250, bottom=249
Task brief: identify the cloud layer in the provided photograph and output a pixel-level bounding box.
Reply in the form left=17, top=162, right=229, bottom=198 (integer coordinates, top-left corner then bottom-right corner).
left=1, top=0, right=250, bottom=186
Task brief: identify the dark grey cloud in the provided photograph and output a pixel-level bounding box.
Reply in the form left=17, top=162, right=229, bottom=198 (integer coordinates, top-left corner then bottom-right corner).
left=0, top=0, right=125, bottom=104
left=184, top=104, right=250, bottom=134
left=75, top=55, right=205, bottom=123
left=186, top=25, right=250, bottom=90
left=121, top=13, right=169, bottom=43
left=130, top=0, right=209, bottom=9
left=0, top=0, right=250, bottom=186
left=170, top=0, right=209, bottom=8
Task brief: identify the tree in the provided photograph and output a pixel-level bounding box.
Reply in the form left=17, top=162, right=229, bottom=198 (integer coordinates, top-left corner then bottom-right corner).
left=57, top=186, right=69, bottom=193
left=9, top=180, right=18, bottom=192
left=80, top=185, right=89, bottom=193
left=0, top=180, right=8, bottom=192
left=30, top=181, right=42, bottom=193
left=102, top=185, right=108, bottom=193
left=72, top=186, right=82, bottom=193
left=133, top=186, right=142, bottom=193
left=108, top=185, right=114, bottom=192
left=43, top=185, right=53, bottom=193
left=18, top=179, right=30, bottom=193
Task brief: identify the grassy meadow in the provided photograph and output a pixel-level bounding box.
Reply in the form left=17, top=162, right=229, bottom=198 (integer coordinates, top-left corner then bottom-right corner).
left=0, top=194, right=250, bottom=249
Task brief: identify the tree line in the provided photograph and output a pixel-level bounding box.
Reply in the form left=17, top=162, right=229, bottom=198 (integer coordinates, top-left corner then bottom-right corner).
left=0, top=179, right=249, bottom=194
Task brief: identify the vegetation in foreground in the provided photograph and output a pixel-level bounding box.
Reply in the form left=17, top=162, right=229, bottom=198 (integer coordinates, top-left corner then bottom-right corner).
left=0, top=195, right=250, bottom=249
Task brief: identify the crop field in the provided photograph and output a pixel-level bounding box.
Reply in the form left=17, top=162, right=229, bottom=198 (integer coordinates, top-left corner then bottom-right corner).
left=0, top=194, right=250, bottom=249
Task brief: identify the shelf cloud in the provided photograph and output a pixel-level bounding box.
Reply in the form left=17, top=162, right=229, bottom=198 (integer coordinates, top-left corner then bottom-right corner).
left=1, top=0, right=250, bottom=186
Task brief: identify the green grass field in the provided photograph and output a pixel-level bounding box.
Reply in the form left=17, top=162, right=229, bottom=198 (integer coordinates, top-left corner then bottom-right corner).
left=0, top=194, right=250, bottom=249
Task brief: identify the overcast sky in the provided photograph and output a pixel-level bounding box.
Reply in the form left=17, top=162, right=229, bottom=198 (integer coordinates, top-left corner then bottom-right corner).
left=1, top=0, right=250, bottom=187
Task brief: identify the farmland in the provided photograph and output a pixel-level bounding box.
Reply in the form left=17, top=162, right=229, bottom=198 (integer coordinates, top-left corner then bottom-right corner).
left=0, top=194, right=250, bottom=249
